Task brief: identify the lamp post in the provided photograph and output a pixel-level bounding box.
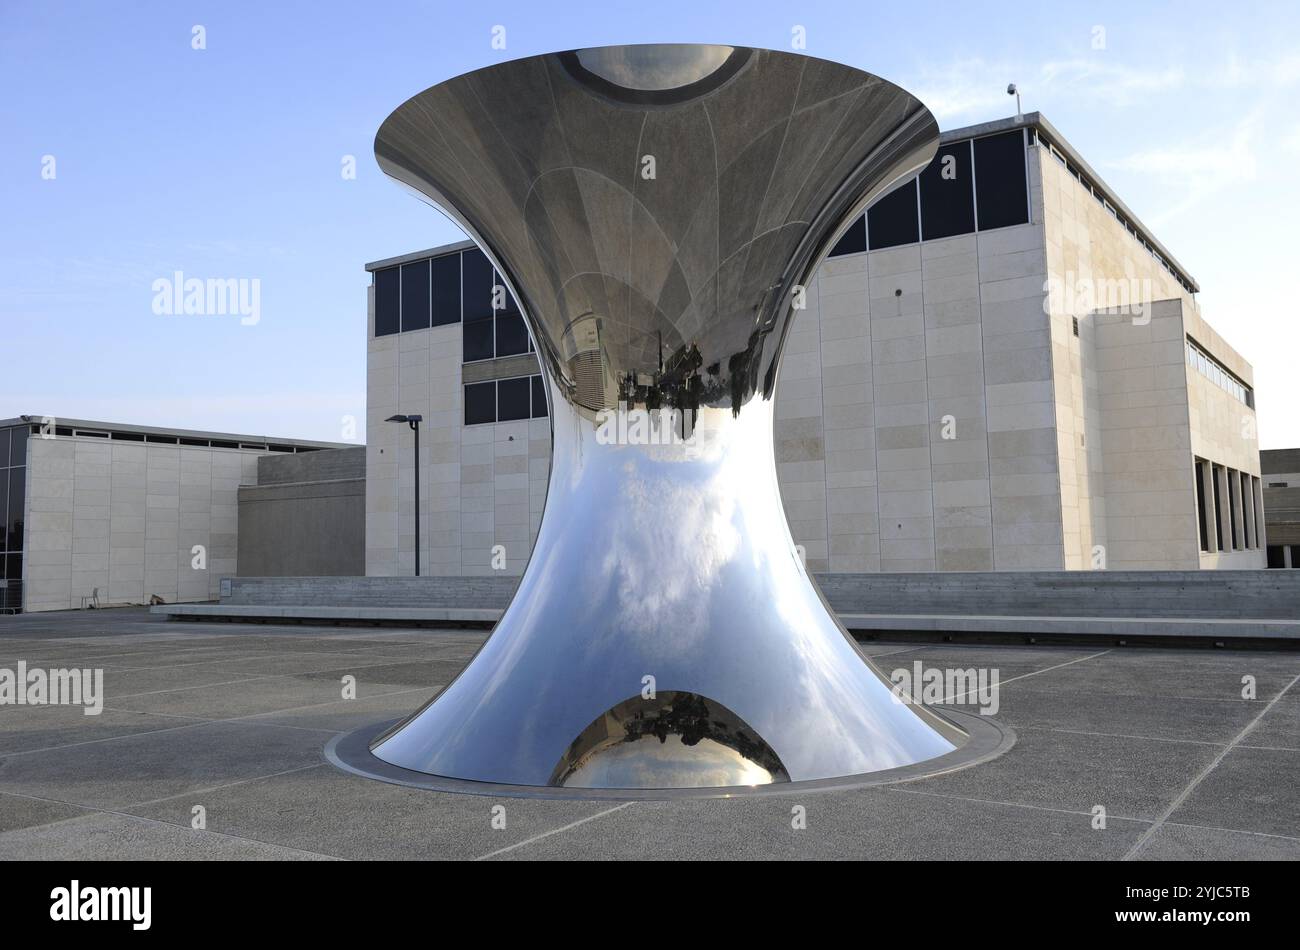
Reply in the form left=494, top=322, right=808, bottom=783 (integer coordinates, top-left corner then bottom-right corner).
left=385, top=414, right=423, bottom=576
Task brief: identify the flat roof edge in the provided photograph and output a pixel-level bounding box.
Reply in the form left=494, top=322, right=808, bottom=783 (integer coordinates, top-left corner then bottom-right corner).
left=364, top=114, right=1199, bottom=295
left=0, top=415, right=357, bottom=450
left=364, top=238, right=477, bottom=272
left=941, top=112, right=1198, bottom=293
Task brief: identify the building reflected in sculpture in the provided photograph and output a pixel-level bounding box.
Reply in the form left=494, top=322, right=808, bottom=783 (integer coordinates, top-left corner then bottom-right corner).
left=368, top=44, right=968, bottom=789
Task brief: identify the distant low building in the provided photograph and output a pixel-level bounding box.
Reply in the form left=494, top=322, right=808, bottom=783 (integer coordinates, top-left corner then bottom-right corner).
left=0, top=416, right=353, bottom=613
left=1263, top=449, right=1300, bottom=568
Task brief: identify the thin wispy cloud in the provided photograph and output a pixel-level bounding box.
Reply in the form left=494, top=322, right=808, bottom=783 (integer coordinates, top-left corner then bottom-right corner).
left=905, top=56, right=1187, bottom=121
left=1210, top=51, right=1300, bottom=87
left=1115, top=105, right=1259, bottom=174
left=906, top=51, right=1299, bottom=122
left=1106, top=109, right=1267, bottom=225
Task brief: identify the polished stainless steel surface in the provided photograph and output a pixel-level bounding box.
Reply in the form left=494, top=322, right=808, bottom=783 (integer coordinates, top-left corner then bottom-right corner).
left=371, top=44, right=964, bottom=789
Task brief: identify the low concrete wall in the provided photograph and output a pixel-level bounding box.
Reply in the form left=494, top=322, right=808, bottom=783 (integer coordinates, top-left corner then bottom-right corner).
left=814, top=571, right=1300, bottom=619
left=237, top=447, right=366, bottom=577
left=256, top=446, right=365, bottom=485
left=218, top=570, right=1300, bottom=619
left=223, top=573, right=517, bottom=606
left=1263, top=486, right=1300, bottom=547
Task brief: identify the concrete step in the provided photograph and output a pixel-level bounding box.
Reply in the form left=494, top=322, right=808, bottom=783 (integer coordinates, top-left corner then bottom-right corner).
left=152, top=603, right=1300, bottom=640
left=214, top=571, right=1300, bottom=620
left=157, top=604, right=500, bottom=623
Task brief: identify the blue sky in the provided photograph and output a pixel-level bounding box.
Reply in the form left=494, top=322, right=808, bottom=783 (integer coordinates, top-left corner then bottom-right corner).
left=4, top=0, right=1298, bottom=446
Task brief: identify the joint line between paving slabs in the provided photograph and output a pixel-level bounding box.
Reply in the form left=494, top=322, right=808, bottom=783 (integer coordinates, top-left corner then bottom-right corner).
left=1122, top=671, right=1300, bottom=861
left=943, top=648, right=1111, bottom=704
left=474, top=802, right=636, bottom=860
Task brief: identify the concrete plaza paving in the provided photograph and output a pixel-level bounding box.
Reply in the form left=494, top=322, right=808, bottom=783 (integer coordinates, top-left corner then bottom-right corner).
left=0, top=607, right=1297, bottom=860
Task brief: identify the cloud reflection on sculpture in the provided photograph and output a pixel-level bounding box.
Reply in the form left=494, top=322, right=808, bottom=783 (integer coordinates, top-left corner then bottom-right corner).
left=368, top=44, right=967, bottom=789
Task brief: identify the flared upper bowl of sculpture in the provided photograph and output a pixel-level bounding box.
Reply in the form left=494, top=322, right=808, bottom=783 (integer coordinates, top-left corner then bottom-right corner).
left=365, top=45, right=967, bottom=791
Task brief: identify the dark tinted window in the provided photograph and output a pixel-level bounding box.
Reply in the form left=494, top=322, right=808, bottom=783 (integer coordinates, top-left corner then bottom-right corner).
left=463, top=317, right=495, bottom=362
left=4, top=554, right=19, bottom=586
left=12, top=427, right=26, bottom=465
left=974, top=130, right=1029, bottom=230
left=1228, top=469, right=1240, bottom=549
left=461, top=248, right=495, bottom=323
left=1241, top=472, right=1253, bottom=547
left=493, top=270, right=520, bottom=314
left=431, top=253, right=461, bottom=326
left=495, top=312, right=529, bottom=357
left=1268, top=546, right=1286, bottom=568
left=7, top=466, right=24, bottom=550
left=920, top=141, right=975, bottom=240
left=464, top=381, right=497, bottom=426
left=828, top=216, right=866, bottom=257
left=1212, top=467, right=1224, bottom=551
left=1195, top=463, right=1209, bottom=552
left=374, top=267, right=400, bottom=336
left=463, top=249, right=496, bottom=360
left=531, top=375, right=548, bottom=418
left=867, top=180, right=919, bottom=250
left=400, top=260, right=430, bottom=331
left=498, top=377, right=531, bottom=422
left=0, top=428, right=8, bottom=468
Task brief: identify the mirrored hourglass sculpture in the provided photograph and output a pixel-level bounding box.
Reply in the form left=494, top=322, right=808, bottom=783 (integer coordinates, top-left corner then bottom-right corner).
left=367, top=44, right=970, bottom=790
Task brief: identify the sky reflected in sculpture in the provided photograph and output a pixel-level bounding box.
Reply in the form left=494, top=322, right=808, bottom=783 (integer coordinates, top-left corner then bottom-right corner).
left=370, top=45, right=966, bottom=788
left=562, top=735, right=777, bottom=789
left=572, top=43, right=736, bottom=91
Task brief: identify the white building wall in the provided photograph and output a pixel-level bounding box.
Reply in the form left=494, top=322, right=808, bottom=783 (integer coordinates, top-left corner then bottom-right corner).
left=24, top=436, right=263, bottom=611
left=871, top=244, right=937, bottom=571
left=820, top=252, right=873, bottom=571
left=1036, top=143, right=1264, bottom=570
left=363, top=128, right=1263, bottom=576
left=365, top=284, right=550, bottom=579
left=773, top=217, right=1056, bottom=573
left=924, top=234, right=992, bottom=572
left=775, top=253, right=830, bottom=572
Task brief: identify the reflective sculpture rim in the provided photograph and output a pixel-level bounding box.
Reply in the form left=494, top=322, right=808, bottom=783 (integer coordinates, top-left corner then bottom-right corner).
left=363, top=43, right=985, bottom=791
left=328, top=709, right=1015, bottom=801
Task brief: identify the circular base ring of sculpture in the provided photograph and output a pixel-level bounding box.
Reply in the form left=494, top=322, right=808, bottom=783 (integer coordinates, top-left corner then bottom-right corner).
left=325, top=710, right=1015, bottom=801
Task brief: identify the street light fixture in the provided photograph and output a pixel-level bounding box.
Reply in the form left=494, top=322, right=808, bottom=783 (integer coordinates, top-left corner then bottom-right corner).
left=385, top=413, right=423, bottom=576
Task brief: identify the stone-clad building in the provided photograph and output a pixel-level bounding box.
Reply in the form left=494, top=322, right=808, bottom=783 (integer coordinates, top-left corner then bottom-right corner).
left=1263, top=448, right=1300, bottom=568
left=363, top=112, right=1265, bottom=577
left=0, top=416, right=349, bottom=612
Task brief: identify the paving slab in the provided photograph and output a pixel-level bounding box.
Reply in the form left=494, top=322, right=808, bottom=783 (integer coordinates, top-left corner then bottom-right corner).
left=1241, top=701, right=1300, bottom=752
left=0, top=791, right=90, bottom=834
left=1, top=608, right=1295, bottom=860
left=0, top=812, right=333, bottom=861
left=1132, top=822, right=1300, bottom=860
left=484, top=788, right=1150, bottom=861
left=903, top=726, right=1223, bottom=822
left=1165, top=746, right=1300, bottom=839
left=0, top=719, right=329, bottom=810
left=989, top=687, right=1261, bottom=744
left=105, top=671, right=428, bottom=721
left=240, top=688, right=442, bottom=734
left=1030, top=650, right=1300, bottom=702
left=125, top=764, right=628, bottom=861
left=0, top=705, right=196, bottom=756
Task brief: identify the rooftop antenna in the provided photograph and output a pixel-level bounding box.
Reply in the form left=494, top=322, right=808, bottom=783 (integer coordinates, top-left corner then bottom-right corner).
left=1007, top=82, right=1022, bottom=120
